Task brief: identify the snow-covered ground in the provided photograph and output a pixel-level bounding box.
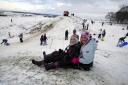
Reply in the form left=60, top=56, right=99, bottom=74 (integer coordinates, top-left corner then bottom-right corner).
left=0, top=15, right=128, bottom=85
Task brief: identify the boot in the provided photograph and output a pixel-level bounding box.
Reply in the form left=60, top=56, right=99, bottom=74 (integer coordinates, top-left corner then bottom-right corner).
left=44, top=63, right=56, bottom=70
left=32, top=59, right=44, bottom=66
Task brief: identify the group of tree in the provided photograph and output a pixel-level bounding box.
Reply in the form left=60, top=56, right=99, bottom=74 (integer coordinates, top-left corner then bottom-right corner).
left=105, top=6, right=128, bottom=24
left=0, top=12, right=7, bottom=16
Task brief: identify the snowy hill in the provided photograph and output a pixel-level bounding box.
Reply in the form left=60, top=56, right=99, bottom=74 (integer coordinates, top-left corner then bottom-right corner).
left=0, top=16, right=128, bottom=85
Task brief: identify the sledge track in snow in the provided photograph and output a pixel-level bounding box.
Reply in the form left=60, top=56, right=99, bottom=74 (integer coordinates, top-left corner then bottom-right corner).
left=0, top=55, right=110, bottom=85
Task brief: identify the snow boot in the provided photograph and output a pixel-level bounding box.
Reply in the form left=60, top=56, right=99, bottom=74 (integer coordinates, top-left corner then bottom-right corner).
left=32, top=59, right=44, bottom=66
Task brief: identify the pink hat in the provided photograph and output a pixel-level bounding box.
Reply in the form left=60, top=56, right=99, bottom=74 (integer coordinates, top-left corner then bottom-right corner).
left=81, top=31, right=91, bottom=40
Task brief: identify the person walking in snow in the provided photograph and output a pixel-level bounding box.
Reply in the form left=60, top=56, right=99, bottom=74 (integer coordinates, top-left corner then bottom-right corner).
left=86, top=24, right=89, bottom=30
left=98, top=29, right=102, bottom=39
left=32, top=35, right=81, bottom=70
left=82, top=22, right=85, bottom=30
left=91, top=20, right=94, bottom=24
left=40, top=34, right=44, bottom=45
left=11, top=18, right=13, bottom=23
left=19, top=33, right=23, bottom=43
left=71, top=29, right=79, bottom=40
left=65, top=30, right=69, bottom=40
left=43, top=34, right=47, bottom=45
left=102, top=22, right=104, bottom=26
left=101, top=29, right=106, bottom=40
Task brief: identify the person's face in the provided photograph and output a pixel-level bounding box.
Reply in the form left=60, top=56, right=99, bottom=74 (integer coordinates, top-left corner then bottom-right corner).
left=73, top=31, right=76, bottom=34
left=70, top=37, right=77, bottom=45
left=80, top=36, right=88, bottom=44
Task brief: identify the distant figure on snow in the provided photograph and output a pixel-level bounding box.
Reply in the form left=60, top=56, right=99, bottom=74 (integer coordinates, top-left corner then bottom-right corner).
left=98, top=29, right=102, bottom=39
left=43, top=34, right=47, bottom=45
left=40, top=34, right=47, bottom=45
left=40, top=34, right=44, bottom=45
left=91, top=20, right=94, bottom=24
left=82, top=22, right=85, bottom=29
left=102, top=22, right=104, bottom=26
left=65, top=30, right=69, bottom=40
left=101, top=29, right=106, bottom=39
left=117, top=36, right=126, bottom=47
left=11, top=19, right=13, bottom=23
left=1, top=39, right=10, bottom=46
left=19, top=33, right=23, bottom=43
left=86, top=24, right=89, bottom=30
left=8, top=32, right=11, bottom=38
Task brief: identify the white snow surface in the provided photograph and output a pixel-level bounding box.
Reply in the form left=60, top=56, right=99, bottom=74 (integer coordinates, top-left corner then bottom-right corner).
left=0, top=16, right=128, bottom=85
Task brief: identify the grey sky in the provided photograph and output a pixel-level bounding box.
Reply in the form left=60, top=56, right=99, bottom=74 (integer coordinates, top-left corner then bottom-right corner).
left=0, top=0, right=128, bottom=18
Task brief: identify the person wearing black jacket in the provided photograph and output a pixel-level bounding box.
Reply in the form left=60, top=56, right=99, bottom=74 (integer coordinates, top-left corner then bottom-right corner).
left=32, top=35, right=81, bottom=70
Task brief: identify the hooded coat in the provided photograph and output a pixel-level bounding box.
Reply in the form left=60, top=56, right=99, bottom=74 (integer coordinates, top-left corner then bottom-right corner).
left=79, top=38, right=97, bottom=64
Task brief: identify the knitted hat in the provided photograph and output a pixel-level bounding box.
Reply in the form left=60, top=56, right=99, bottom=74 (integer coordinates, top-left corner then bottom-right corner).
left=81, top=31, right=91, bottom=40
left=70, top=35, right=79, bottom=45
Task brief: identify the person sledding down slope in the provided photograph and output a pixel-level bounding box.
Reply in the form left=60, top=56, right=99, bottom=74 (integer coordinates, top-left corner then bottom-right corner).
left=32, top=35, right=81, bottom=70
left=79, top=32, right=97, bottom=71
left=32, top=31, right=97, bottom=71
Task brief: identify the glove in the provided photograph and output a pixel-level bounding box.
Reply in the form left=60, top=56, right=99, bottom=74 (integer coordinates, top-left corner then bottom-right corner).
left=71, top=57, right=79, bottom=64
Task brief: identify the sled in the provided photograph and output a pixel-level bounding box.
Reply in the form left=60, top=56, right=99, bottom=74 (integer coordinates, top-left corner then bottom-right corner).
left=119, top=42, right=128, bottom=47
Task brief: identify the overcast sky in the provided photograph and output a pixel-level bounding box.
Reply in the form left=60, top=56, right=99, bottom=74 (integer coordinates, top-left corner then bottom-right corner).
left=0, top=0, right=128, bottom=18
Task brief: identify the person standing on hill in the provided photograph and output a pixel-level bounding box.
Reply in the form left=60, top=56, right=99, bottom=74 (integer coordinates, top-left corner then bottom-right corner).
left=11, top=18, right=13, bottom=23
left=102, top=22, right=104, bottom=26
left=98, top=29, right=102, bottom=39
left=101, top=29, right=106, bottom=40
left=43, top=34, right=47, bottom=45
left=19, top=33, right=23, bottom=43
left=65, top=30, right=69, bottom=40
left=40, top=34, right=44, bottom=45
